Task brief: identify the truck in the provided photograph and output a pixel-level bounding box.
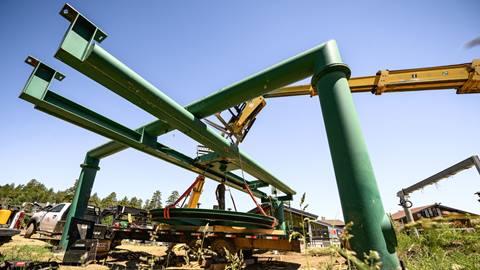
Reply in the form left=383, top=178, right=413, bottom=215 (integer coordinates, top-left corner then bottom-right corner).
left=25, top=203, right=153, bottom=246
left=0, top=206, right=25, bottom=245
left=25, top=203, right=102, bottom=240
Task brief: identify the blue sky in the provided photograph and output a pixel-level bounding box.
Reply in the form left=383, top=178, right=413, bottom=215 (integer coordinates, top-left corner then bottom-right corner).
left=1, top=1, right=479, bottom=220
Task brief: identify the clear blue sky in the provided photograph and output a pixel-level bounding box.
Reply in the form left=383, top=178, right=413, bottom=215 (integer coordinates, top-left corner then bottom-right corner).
left=1, top=1, right=479, bottom=220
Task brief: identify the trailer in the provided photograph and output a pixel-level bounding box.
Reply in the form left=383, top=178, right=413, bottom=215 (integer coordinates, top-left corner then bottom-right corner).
left=152, top=224, right=300, bottom=257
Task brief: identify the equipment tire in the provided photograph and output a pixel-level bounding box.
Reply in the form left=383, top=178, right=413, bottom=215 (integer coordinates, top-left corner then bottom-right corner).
left=24, top=223, right=36, bottom=238
left=210, top=238, right=237, bottom=257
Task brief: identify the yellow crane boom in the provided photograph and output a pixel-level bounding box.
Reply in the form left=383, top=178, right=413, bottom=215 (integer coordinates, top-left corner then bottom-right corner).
left=206, top=59, right=479, bottom=144
left=264, top=59, right=480, bottom=97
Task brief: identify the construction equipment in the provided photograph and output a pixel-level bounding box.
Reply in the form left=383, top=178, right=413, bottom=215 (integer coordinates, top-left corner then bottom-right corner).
left=0, top=206, right=25, bottom=245
left=23, top=3, right=480, bottom=268
left=186, top=175, right=206, bottom=208
left=266, top=59, right=480, bottom=97
left=397, top=155, right=480, bottom=224
left=206, top=59, right=480, bottom=142
left=205, top=97, right=266, bottom=144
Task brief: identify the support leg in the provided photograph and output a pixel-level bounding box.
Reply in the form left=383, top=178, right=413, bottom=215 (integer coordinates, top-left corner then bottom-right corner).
left=273, top=200, right=286, bottom=232
left=313, top=41, right=400, bottom=269
left=59, top=155, right=100, bottom=250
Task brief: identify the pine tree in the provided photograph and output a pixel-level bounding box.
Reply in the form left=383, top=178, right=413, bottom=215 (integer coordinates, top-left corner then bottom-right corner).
left=101, top=192, right=118, bottom=208
left=166, top=190, right=180, bottom=206
left=119, top=196, right=129, bottom=206
left=146, top=190, right=163, bottom=209
left=129, top=197, right=143, bottom=208
left=89, top=193, right=101, bottom=207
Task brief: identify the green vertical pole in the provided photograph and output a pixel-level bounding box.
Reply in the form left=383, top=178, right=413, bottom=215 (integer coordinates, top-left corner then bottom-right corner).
left=59, top=155, right=100, bottom=250
left=312, top=41, right=400, bottom=269
left=273, top=200, right=286, bottom=232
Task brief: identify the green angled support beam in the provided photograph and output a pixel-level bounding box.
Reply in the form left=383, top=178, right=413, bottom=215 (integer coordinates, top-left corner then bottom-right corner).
left=20, top=56, right=268, bottom=249
left=20, top=56, right=266, bottom=198
left=54, top=4, right=296, bottom=196
left=311, top=41, right=401, bottom=269
left=55, top=4, right=342, bottom=163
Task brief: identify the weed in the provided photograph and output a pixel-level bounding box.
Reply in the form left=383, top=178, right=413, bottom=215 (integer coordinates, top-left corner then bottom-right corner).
left=397, top=218, right=480, bottom=270
left=224, top=248, right=244, bottom=270
left=0, top=245, right=54, bottom=262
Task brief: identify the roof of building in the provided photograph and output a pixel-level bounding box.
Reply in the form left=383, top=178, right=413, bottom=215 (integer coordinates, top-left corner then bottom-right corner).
left=314, top=219, right=345, bottom=227
left=391, top=203, right=479, bottom=220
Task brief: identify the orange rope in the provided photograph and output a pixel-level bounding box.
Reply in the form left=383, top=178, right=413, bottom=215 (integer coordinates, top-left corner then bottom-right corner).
left=243, top=183, right=268, bottom=216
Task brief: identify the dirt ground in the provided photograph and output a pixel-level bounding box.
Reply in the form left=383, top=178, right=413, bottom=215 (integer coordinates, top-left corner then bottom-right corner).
left=0, top=235, right=344, bottom=270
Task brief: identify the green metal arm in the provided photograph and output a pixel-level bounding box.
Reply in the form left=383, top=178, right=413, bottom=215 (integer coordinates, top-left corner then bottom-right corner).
left=54, top=4, right=301, bottom=195
left=55, top=4, right=336, bottom=165
left=20, top=56, right=266, bottom=198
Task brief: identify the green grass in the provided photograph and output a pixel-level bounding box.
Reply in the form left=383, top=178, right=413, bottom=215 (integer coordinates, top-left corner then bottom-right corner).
left=397, top=219, right=480, bottom=270
left=0, top=245, right=54, bottom=262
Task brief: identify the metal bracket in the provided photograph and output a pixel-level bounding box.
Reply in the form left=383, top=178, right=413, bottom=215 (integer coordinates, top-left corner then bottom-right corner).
left=140, top=128, right=157, bottom=149
left=60, top=3, right=107, bottom=43
left=21, top=56, right=65, bottom=101
left=373, top=69, right=389, bottom=95
left=458, top=59, right=480, bottom=94
left=56, top=4, right=107, bottom=61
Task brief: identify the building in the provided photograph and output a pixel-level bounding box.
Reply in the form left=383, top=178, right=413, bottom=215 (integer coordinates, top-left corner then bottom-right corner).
left=391, top=203, right=479, bottom=225
left=249, top=204, right=344, bottom=247
left=309, top=218, right=345, bottom=247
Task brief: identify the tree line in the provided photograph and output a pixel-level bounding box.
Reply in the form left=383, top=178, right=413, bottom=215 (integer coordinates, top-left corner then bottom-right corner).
left=0, top=179, right=180, bottom=210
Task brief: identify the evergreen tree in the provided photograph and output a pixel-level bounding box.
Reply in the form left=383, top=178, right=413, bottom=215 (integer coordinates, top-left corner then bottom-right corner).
left=101, top=192, right=117, bottom=208
left=129, top=197, right=142, bottom=208
left=146, top=190, right=162, bottom=209
left=166, top=190, right=179, bottom=206
left=89, top=193, right=101, bottom=207
left=143, top=199, right=151, bottom=209
left=119, top=196, right=129, bottom=206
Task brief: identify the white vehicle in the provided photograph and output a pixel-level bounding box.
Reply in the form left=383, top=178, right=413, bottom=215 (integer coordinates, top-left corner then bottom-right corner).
left=25, top=203, right=100, bottom=239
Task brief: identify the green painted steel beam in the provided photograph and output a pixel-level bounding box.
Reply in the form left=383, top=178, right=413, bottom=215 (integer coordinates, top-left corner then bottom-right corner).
left=312, top=41, right=400, bottom=269
left=55, top=4, right=334, bottom=168
left=248, top=180, right=269, bottom=189
left=54, top=4, right=299, bottom=195
left=19, top=56, right=266, bottom=198
left=59, top=154, right=99, bottom=249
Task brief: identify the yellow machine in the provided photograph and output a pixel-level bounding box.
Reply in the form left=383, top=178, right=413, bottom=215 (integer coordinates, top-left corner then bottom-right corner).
left=0, top=210, right=12, bottom=225
left=265, top=59, right=480, bottom=97
left=204, top=97, right=266, bottom=144
left=186, top=175, right=206, bottom=208
left=209, top=59, right=479, bottom=141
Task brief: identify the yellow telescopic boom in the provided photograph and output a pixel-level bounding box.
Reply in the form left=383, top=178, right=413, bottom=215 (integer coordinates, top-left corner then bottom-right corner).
left=265, top=59, right=480, bottom=97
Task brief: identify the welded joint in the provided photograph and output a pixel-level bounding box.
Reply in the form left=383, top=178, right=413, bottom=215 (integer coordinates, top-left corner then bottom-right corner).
left=21, top=56, right=65, bottom=101
left=80, top=155, right=101, bottom=171
left=311, top=63, right=351, bottom=89
left=140, top=128, right=157, bottom=149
